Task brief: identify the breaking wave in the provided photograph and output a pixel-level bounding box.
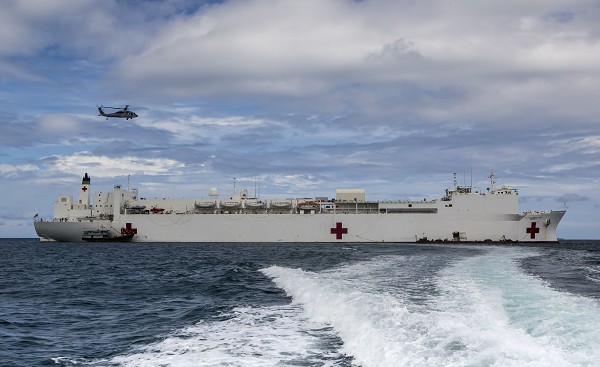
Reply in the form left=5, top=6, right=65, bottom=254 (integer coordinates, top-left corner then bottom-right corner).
left=68, top=305, right=350, bottom=367
left=261, top=249, right=600, bottom=367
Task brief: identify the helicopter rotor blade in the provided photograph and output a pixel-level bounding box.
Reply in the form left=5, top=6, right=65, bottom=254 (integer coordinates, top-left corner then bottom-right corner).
left=101, top=105, right=134, bottom=110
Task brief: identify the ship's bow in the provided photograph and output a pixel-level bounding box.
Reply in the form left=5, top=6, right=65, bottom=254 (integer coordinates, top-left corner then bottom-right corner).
left=520, top=210, right=566, bottom=242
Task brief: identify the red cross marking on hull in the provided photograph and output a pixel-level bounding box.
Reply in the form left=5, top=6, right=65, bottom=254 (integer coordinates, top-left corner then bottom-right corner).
left=330, top=222, right=348, bottom=240
left=124, top=223, right=138, bottom=234
left=526, top=222, right=540, bottom=239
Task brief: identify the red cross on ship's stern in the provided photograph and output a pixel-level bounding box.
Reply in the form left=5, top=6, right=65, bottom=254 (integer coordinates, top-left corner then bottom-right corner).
left=122, top=223, right=138, bottom=235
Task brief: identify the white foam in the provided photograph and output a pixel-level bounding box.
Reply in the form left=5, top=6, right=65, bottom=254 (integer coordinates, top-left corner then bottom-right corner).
left=261, top=258, right=437, bottom=367
left=585, top=265, right=600, bottom=274
left=431, top=251, right=580, bottom=365
left=584, top=265, right=600, bottom=283
left=107, top=305, right=346, bottom=367
left=261, top=250, right=600, bottom=367
left=585, top=275, right=600, bottom=283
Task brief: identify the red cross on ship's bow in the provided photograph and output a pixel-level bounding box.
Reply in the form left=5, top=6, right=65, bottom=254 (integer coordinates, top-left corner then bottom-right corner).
left=526, top=222, right=540, bottom=239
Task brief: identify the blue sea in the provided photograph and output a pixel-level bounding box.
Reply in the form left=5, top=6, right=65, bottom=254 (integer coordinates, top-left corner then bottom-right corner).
left=1, top=239, right=599, bottom=367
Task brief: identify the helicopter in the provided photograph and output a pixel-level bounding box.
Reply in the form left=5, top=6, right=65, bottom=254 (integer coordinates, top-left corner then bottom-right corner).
left=97, top=105, right=138, bottom=120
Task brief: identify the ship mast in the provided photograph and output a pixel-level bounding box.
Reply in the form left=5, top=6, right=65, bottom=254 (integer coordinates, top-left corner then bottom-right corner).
left=489, top=170, right=496, bottom=192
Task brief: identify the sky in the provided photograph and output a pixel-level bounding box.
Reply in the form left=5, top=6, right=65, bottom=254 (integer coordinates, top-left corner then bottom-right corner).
left=1, top=0, right=599, bottom=239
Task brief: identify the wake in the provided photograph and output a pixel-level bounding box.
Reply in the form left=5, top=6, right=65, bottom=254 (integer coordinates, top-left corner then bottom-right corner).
left=262, top=249, right=600, bottom=367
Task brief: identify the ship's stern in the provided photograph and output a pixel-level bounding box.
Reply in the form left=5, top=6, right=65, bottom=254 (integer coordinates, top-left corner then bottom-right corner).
left=34, top=219, right=110, bottom=242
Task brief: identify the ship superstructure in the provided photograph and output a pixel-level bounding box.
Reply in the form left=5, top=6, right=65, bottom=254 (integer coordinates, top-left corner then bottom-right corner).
left=34, top=173, right=565, bottom=243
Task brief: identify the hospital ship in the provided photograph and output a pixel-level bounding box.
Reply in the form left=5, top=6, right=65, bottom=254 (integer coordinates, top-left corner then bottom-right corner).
left=34, top=173, right=565, bottom=243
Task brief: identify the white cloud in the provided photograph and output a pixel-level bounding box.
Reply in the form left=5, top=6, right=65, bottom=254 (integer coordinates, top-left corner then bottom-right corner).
left=3, top=0, right=600, bottom=238
left=0, top=0, right=163, bottom=67
left=556, top=193, right=590, bottom=203
left=0, top=164, right=38, bottom=177
left=550, top=136, right=600, bottom=155
left=39, top=114, right=82, bottom=134
left=0, top=0, right=98, bottom=56
left=96, top=0, right=600, bottom=134
left=44, top=152, right=186, bottom=178
left=543, top=161, right=600, bottom=174
left=270, top=174, right=323, bottom=192
left=137, top=114, right=273, bottom=143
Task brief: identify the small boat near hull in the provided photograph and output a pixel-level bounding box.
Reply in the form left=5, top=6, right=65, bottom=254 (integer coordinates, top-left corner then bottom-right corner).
left=82, top=229, right=135, bottom=242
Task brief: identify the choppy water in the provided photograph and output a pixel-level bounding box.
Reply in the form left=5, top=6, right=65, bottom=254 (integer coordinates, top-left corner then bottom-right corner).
left=1, top=239, right=599, bottom=367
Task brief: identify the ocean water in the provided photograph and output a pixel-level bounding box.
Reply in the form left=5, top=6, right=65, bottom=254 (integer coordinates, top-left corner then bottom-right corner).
left=1, top=239, right=599, bottom=367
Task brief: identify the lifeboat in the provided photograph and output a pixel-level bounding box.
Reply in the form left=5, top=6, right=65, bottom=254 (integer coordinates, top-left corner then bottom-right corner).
left=150, top=206, right=165, bottom=214
left=298, top=201, right=319, bottom=210
left=128, top=205, right=147, bottom=214
left=270, top=201, right=292, bottom=208
left=195, top=201, right=216, bottom=209
left=220, top=201, right=241, bottom=208
left=245, top=201, right=266, bottom=208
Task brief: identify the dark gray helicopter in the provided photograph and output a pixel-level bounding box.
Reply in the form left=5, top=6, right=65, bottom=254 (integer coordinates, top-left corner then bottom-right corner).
left=97, top=105, right=138, bottom=120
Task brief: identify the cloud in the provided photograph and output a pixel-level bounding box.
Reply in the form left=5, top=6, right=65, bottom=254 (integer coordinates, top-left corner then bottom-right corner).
left=2, top=0, right=600, bottom=238
left=365, top=38, right=424, bottom=63
left=555, top=193, right=590, bottom=203
left=137, top=114, right=272, bottom=143
left=109, top=1, right=600, bottom=100
left=543, top=161, right=600, bottom=174
left=0, top=0, right=154, bottom=59
left=39, top=114, right=81, bottom=134
left=42, top=151, right=186, bottom=178
left=550, top=136, right=600, bottom=155
left=0, top=60, right=49, bottom=82
left=0, top=164, right=38, bottom=177
left=0, top=209, right=36, bottom=221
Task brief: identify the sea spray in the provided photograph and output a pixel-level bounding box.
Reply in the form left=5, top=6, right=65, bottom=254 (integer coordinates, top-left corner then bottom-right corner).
left=262, top=250, right=600, bottom=367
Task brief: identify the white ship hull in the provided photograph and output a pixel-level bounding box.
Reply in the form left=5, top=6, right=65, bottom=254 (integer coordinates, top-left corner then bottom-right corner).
left=33, top=173, right=566, bottom=243
left=34, top=207, right=566, bottom=243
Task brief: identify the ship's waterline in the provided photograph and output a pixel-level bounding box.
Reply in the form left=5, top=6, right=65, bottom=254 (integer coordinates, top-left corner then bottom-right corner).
left=34, top=173, right=565, bottom=243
